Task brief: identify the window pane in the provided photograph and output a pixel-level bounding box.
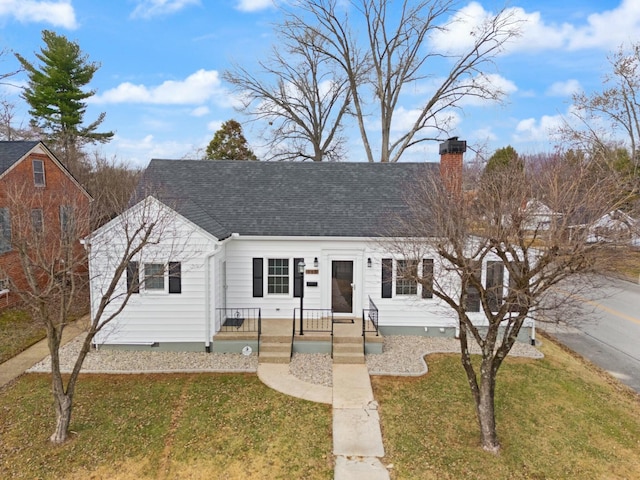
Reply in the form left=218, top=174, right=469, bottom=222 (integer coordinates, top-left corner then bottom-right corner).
left=396, top=260, right=418, bottom=295
left=31, top=209, right=43, bottom=233
left=145, top=263, right=165, bottom=290
left=267, top=258, right=289, bottom=294
left=33, top=160, right=45, bottom=186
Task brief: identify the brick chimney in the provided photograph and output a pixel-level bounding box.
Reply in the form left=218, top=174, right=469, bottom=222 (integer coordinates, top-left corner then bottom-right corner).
left=439, top=137, right=466, bottom=196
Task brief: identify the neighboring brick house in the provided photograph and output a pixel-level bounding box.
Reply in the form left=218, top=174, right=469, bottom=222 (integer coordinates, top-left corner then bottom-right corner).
left=0, top=141, right=92, bottom=307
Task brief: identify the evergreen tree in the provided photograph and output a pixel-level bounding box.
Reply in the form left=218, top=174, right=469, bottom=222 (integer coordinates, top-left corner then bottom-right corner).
left=484, top=146, right=523, bottom=174
left=205, top=119, right=257, bottom=160
left=15, top=30, right=113, bottom=165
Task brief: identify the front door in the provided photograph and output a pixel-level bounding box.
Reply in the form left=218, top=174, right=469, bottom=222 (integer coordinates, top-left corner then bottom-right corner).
left=332, top=260, right=353, bottom=314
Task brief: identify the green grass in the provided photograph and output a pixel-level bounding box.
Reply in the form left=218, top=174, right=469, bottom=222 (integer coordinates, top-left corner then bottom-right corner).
left=0, top=373, right=333, bottom=479
left=0, top=308, right=46, bottom=363
left=372, top=338, right=640, bottom=479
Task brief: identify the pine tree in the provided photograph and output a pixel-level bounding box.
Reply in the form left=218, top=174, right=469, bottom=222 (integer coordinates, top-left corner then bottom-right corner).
left=205, top=119, right=257, bottom=160
left=15, top=30, right=113, bottom=165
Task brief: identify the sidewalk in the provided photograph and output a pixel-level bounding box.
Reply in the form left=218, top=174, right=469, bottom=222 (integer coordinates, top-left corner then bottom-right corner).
left=258, top=362, right=390, bottom=480
left=0, top=317, right=87, bottom=388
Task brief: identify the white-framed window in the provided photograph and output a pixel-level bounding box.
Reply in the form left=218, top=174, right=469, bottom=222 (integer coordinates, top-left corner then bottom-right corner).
left=33, top=159, right=45, bottom=186
left=396, top=259, right=418, bottom=295
left=144, top=263, right=165, bottom=291
left=0, top=277, right=9, bottom=293
left=267, top=258, right=289, bottom=294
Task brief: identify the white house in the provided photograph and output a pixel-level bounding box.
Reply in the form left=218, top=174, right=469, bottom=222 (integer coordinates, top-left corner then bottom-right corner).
left=88, top=139, right=535, bottom=352
left=586, top=209, right=640, bottom=246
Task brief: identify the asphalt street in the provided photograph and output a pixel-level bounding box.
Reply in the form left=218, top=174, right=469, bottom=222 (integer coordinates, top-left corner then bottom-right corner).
left=541, top=277, right=640, bottom=393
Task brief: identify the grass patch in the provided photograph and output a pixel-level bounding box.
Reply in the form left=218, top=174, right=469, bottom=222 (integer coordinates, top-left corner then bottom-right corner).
left=0, top=309, right=46, bottom=363
left=372, top=339, right=640, bottom=479
left=0, top=373, right=332, bottom=479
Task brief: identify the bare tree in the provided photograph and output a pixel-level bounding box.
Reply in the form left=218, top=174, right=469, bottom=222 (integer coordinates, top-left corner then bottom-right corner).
left=563, top=42, right=640, bottom=176
left=0, top=179, right=185, bottom=443
left=284, top=0, right=521, bottom=162
left=388, top=157, right=633, bottom=452
left=224, top=26, right=351, bottom=161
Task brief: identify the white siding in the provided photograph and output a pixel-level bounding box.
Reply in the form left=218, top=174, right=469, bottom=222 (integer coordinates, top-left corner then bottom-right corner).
left=89, top=200, right=220, bottom=346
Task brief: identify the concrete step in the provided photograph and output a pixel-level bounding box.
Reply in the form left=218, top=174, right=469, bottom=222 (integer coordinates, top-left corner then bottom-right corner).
left=260, top=334, right=292, bottom=344
left=260, top=342, right=292, bottom=353
left=259, top=351, right=291, bottom=364
left=333, top=351, right=365, bottom=364
left=333, top=343, right=363, bottom=354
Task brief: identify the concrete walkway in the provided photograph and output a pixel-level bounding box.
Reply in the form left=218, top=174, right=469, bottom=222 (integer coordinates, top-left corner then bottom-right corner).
left=0, top=318, right=87, bottom=388
left=258, top=362, right=390, bottom=479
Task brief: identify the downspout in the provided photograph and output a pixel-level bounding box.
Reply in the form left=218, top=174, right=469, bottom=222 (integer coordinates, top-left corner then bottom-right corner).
left=204, top=233, right=238, bottom=352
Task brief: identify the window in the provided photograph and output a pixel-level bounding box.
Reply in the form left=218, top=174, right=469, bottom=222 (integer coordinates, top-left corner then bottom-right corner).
left=396, top=260, right=418, bottom=295
left=267, top=258, right=289, bottom=294
left=168, top=262, right=181, bottom=294
left=144, top=263, right=165, bottom=291
left=31, top=209, right=43, bottom=233
left=0, top=278, right=9, bottom=292
left=59, top=205, right=74, bottom=238
left=0, top=207, right=11, bottom=254
left=33, top=159, right=45, bottom=186
left=422, top=259, right=434, bottom=299
left=126, top=261, right=140, bottom=294
left=486, top=261, right=504, bottom=312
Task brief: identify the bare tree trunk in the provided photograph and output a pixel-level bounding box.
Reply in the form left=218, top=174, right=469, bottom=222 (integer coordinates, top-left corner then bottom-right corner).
left=477, top=366, right=500, bottom=453
left=50, top=392, right=73, bottom=444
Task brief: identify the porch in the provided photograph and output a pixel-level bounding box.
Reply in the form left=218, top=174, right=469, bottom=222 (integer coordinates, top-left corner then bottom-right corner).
left=211, top=301, right=383, bottom=363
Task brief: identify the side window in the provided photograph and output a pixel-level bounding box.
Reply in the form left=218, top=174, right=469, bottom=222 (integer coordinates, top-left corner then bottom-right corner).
left=144, top=263, right=165, bottom=291
left=267, top=258, right=289, bottom=294
left=33, top=159, right=45, bottom=186
left=0, top=207, right=11, bottom=254
left=59, top=205, right=74, bottom=238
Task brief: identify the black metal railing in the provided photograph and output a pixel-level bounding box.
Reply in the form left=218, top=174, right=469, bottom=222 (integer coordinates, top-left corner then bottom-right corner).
left=362, top=296, right=379, bottom=350
left=216, top=308, right=262, bottom=335
left=293, top=308, right=334, bottom=335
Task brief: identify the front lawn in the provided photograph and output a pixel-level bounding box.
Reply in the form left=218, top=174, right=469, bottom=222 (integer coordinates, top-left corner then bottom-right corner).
left=0, top=373, right=333, bottom=479
left=0, top=309, right=46, bottom=363
left=373, top=337, right=640, bottom=479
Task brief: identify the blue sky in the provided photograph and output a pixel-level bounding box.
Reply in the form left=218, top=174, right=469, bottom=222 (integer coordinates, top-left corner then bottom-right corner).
left=0, top=0, right=637, bottom=167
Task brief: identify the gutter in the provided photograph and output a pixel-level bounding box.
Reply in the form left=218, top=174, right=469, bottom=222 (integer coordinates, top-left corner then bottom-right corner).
left=204, top=233, right=238, bottom=351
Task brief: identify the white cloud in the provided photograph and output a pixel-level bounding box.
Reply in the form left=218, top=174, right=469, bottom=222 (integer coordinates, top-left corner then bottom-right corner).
left=191, top=106, right=210, bottom=117
left=91, top=69, right=230, bottom=106
left=431, top=1, right=640, bottom=56
left=0, top=0, right=77, bottom=29
left=130, top=0, right=199, bottom=19
left=514, top=114, right=564, bottom=143
left=546, top=79, right=582, bottom=97
left=567, top=0, right=640, bottom=50
left=109, top=133, right=198, bottom=167
left=235, top=0, right=273, bottom=12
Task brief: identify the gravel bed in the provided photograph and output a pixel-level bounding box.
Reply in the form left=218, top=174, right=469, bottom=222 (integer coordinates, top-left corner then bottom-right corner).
left=27, top=335, right=258, bottom=374
left=28, top=334, right=542, bottom=387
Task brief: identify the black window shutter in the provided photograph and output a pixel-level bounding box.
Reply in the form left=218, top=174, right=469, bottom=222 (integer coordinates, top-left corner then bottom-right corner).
left=252, top=258, right=263, bottom=297
left=381, top=258, right=393, bottom=298
left=293, top=257, right=303, bottom=298
left=422, top=259, right=434, bottom=299
left=127, top=261, right=139, bottom=294
left=169, top=262, right=181, bottom=294
left=486, top=261, right=504, bottom=311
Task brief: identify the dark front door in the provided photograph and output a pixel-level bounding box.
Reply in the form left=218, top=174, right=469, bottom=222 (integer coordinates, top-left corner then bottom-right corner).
left=332, top=260, right=353, bottom=313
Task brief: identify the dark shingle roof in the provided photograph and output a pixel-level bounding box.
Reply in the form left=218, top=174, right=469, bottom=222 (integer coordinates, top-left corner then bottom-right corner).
left=137, top=160, right=439, bottom=239
left=0, top=141, right=40, bottom=176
